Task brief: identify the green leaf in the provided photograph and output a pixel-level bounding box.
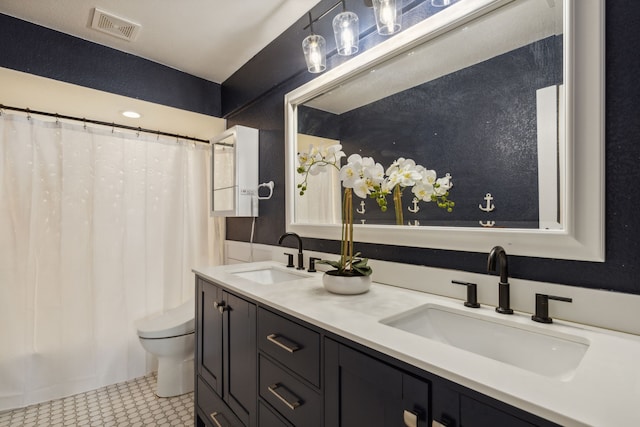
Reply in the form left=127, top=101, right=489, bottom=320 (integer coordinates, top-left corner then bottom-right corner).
left=353, top=265, right=373, bottom=276
left=317, top=259, right=343, bottom=270
left=352, top=258, right=368, bottom=268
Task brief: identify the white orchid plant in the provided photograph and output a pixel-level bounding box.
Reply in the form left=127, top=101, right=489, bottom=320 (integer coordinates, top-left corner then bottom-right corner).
left=297, top=143, right=454, bottom=276
left=384, top=157, right=455, bottom=224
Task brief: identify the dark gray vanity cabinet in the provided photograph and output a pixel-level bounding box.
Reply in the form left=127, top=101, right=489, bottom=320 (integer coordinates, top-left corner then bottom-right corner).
left=196, top=277, right=257, bottom=427
left=195, top=274, right=561, bottom=427
left=325, top=338, right=430, bottom=427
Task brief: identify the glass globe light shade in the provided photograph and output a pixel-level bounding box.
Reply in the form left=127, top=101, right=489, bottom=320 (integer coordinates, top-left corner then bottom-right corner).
left=372, top=0, right=402, bottom=35
left=302, top=34, right=327, bottom=73
left=332, top=11, right=359, bottom=56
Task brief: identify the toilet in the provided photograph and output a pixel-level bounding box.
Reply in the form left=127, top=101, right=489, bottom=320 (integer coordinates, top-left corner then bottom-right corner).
left=136, top=299, right=195, bottom=397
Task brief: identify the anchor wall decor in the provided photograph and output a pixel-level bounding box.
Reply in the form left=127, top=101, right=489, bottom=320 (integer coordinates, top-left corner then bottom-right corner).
left=479, top=193, right=495, bottom=212
left=408, top=197, right=420, bottom=213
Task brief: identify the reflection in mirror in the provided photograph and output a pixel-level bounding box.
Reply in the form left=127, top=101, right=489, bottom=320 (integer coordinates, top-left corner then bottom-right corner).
left=296, top=0, right=562, bottom=229
left=295, top=134, right=342, bottom=224
left=285, top=0, right=604, bottom=260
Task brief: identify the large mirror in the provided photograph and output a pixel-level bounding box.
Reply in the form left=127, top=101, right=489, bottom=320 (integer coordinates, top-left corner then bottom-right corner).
left=285, top=0, right=604, bottom=261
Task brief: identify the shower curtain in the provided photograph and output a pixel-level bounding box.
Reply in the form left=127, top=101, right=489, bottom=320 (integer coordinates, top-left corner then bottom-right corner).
left=0, top=113, right=224, bottom=411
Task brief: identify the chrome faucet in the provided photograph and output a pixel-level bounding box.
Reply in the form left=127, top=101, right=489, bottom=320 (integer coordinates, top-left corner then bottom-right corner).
left=487, top=246, right=513, bottom=314
left=278, top=232, right=304, bottom=270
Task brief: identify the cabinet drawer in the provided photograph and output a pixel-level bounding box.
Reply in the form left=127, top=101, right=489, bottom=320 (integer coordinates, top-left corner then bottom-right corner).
left=259, top=355, right=321, bottom=427
left=460, top=395, right=536, bottom=427
left=258, top=308, right=320, bottom=386
left=258, top=401, right=293, bottom=427
left=197, top=377, right=244, bottom=427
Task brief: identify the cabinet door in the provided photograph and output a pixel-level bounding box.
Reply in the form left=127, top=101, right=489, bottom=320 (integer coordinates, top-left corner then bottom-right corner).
left=325, top=339, right=430, bottom=427
left=199, top=279, right=224, bottom=394
left=211, top=125, right=259, bottom=217
left=224, top=291, right=257, bottom=427
left=460, top=396, right=542, bottom=427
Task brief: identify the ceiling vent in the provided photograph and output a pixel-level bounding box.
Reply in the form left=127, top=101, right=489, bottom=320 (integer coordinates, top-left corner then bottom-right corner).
left=90, top=8, right=141, bottom=41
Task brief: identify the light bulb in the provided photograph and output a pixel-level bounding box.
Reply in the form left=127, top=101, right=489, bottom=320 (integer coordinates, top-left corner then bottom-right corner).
left=309, top=48, right=321, bottom=67
left=341, top=28, right=354, bottom=55
left=122, top=111, right=141, bottom=119
left=380, top=1, right=394, bottom=26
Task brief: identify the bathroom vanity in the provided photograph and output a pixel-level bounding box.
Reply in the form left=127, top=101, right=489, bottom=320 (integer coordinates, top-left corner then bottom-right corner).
left=193, top=261, right=640, bottom=427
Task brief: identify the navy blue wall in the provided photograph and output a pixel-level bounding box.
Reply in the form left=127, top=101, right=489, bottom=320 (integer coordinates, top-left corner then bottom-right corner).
left=0, top=13, right=221, bottom=117
left=225, top=0, right=640, bottom=295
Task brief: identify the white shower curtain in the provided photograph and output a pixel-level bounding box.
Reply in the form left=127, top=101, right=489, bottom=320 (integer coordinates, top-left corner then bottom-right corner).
left=0, top=113, right=223, bottom=411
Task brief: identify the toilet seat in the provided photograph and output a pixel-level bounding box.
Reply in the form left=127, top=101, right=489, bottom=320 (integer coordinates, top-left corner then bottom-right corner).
left=136, top=300, right=195, bottom=339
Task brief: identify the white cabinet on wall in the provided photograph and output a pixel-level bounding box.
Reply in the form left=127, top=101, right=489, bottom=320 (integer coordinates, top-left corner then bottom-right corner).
left=211, top=125, right=259, bottom=217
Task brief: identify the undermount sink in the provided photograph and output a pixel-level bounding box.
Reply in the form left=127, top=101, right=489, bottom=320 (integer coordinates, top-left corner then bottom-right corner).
left=380, top=304, right=589, bottom=380
left=231, top=267, right=310, bottom=285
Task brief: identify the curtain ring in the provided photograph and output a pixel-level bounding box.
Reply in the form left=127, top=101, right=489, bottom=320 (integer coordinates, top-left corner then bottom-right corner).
left=83, top=118, right=87, bottom=130
left=111, top=122, right=115, bottom=133
left=26, top=108, right=31, bottom=120
left=55, top=113, right=60, bottom=125
left=137, top=127, right=141, bottom=138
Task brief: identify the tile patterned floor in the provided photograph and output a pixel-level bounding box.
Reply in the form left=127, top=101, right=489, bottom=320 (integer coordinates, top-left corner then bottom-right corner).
left=0, top=373, right=193, bottom=427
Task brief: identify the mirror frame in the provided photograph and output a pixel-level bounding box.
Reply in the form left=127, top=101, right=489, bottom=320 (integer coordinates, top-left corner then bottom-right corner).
left=285, top=0, right=604, bottom=261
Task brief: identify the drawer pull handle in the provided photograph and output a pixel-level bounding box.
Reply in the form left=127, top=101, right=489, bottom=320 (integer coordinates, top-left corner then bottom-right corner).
left=404, top=410, right=418, bottom=427
left=266, top=333, right=300, bottom=353
left=268, top=383, right=302, bottom=410
left=210, top=411, right=228, bottom=427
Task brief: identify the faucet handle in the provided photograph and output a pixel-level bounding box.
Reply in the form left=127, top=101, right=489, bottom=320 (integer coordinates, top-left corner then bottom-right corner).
left=284, top=252, right=295, bottom=268
left=308, top=257, right=322, bottom=273
left=532, top=293, right=572, bottom=323
left=452, top=280, right=481, bottom=308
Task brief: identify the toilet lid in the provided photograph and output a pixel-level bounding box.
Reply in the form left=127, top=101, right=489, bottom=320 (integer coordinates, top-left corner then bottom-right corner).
left=136, top=300, right=195, bottom=339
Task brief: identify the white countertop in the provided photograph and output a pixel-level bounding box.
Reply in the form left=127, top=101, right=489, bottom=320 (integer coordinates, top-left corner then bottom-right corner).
left=194, top=261, right=640, bottom=427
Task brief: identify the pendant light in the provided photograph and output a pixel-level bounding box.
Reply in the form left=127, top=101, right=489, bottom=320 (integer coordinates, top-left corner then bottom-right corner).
left=302, top=12, right=327, bottom=73
left=332, top=0, right=359, bottom=56
left=372, top=0, right=402, bottom=35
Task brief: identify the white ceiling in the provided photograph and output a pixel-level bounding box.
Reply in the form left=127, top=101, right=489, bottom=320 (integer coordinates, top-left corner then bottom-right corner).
left=0, top=0, right=321, bottom=83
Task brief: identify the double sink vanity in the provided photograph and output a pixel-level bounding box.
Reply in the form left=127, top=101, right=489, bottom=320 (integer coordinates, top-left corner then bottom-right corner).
left=193, top=260, right=640, bottom=427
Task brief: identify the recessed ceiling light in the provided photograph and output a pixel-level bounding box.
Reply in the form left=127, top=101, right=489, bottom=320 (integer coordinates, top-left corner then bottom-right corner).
left=122, top=110, right=141, bottom=119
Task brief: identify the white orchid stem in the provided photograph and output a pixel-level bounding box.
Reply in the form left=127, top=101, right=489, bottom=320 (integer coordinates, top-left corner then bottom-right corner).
left=393, top=185, right=404, bottom=225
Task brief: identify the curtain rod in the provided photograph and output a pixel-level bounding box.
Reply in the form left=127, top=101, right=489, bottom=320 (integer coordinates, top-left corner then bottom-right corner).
left=0, top=104, right=210, bottom=144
